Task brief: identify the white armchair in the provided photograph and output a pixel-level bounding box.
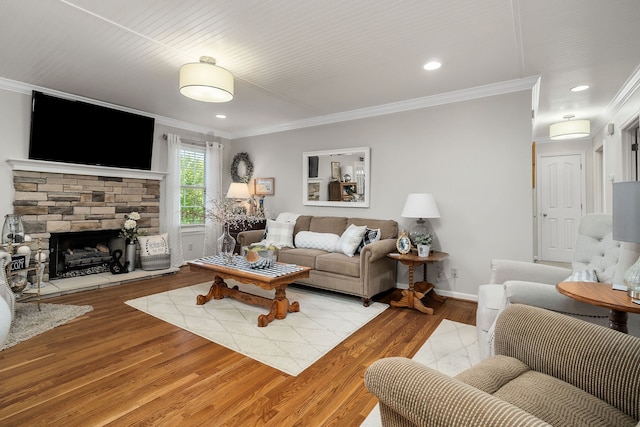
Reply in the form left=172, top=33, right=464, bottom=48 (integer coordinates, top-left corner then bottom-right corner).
left=0, top=250, right=14, bottom=346
left=477, top=214, right=640, bottom=359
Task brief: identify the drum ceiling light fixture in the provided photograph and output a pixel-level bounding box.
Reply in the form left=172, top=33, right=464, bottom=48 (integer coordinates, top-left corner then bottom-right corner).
left=179, top=56, right=234, bottom=103
left=549, top=114, right=590, bottom=140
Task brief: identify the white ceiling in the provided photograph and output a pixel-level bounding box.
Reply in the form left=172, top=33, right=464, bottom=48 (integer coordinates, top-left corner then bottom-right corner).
left=1, top=0, right=639, bottom=141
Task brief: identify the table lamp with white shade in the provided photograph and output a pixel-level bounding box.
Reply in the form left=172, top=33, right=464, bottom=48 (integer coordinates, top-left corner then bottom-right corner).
left=613, top=181, right=640, bottom=302
left=342, top=166, right=354, bottom=182
left=401, top=193, right=441, bottom=246
left=226, top=182, right=251, bottom=199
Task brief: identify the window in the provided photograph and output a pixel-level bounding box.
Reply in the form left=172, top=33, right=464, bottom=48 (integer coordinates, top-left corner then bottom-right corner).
left=180, top=147, right=205, bottom=225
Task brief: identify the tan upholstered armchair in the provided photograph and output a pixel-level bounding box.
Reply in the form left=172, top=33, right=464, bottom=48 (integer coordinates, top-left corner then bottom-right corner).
left=365, top=304, right=640, bottom=427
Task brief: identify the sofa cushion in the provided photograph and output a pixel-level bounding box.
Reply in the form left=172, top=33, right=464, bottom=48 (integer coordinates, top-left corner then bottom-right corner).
left=457, top=355, right=637, bottom=427
left=335, top=224, right=367, bottom=256
left=295, top=231, right=340, bottom=252
left=315, top=252, right=361, bottom=277
left=496, top=370, right=636, bottom=427
left=347, top=217, right=398, bottom=240
left=292, top=215, right=313, bottom=236
left=264, top=219, right=295, bottom=248
left=277, top=248, right=326, bottom=269
left=456, top=355, right=530, bottom=393
left=308, top=216, right=348, bottom=235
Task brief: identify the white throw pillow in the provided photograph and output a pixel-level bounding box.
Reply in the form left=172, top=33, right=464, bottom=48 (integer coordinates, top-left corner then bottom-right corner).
left=295, top=231, right=340, bottom=252
left=275, top=212, right=301, bottom=223
left=264, top=219, right=295, bottom=248
left=564, top=269, right=598, bottom=283
left=335, top=224, right=367, bottom=257
left=138, top=233, right=170, bottom=256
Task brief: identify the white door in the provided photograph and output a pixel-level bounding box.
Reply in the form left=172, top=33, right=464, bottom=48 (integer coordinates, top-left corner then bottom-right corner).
left=538, top=153, right=585, bottom=262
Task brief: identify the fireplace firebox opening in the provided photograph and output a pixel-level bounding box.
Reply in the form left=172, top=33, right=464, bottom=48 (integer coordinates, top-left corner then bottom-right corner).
left=49, top=230, right=125, bottom=279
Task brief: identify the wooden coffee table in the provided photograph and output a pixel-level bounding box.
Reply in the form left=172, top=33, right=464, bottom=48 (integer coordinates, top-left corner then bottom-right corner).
left=556, top=281, right=640, bottom=333
left=189, top=256, right=311, bottom=327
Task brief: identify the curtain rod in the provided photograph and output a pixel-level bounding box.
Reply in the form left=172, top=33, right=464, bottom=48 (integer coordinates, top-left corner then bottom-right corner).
left=162, top=133, right=209, bottom=147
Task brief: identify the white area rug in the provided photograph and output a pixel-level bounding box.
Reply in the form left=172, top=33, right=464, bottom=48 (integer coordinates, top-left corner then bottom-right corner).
left=125, top=282, right=388, bottom=376
left=361, top=320, right=480, bottom=426
left=2, top=302, right=93, bottom=350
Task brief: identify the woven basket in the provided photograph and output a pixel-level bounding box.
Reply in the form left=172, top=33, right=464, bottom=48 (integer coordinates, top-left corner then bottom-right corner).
left=140, top=253, right=171, bottom=271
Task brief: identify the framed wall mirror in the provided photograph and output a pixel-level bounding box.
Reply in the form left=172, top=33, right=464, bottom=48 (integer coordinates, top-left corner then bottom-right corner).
left=302, top=147, right=370, bottom=207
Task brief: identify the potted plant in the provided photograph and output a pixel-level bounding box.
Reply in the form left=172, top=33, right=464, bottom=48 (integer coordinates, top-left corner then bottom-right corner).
left=413, top=232, right=433, bottom=257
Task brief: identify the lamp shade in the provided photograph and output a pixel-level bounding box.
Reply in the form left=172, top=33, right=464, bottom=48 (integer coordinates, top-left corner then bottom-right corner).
left=613, top=181, right=640, bottom=243
left=342, top=166, right=354, bottom=180
left=401, top=193, right=440, bottom=218
left=549, top=119, right=590, bottom=140
left=226, top=182, right=251, bottom=199
left=180, top=56, right=234, bottom=103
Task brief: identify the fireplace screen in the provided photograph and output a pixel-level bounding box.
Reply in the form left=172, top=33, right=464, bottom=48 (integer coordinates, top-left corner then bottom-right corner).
left=49, top=230, right=124, bottom=279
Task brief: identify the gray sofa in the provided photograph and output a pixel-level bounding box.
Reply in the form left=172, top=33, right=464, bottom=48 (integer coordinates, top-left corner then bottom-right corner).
left=237, top=215, right=398, bottom=306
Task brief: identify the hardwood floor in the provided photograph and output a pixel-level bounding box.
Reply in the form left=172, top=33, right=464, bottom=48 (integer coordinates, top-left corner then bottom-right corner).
left=0, top=267, right=477, bottom=426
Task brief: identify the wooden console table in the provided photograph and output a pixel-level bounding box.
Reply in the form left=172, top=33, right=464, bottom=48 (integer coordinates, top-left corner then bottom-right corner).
left=556, top=281, right=640, bottom=333
left=387, top=251, right=448, bottom=315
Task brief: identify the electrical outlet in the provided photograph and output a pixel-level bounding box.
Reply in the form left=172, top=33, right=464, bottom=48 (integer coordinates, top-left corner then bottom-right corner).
left=451, top=267, right=458, bottom=278
left=188, top=243, right=193, bottom=251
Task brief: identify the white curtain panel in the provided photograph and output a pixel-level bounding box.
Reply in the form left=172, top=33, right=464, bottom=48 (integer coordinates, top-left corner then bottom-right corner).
left=164, top=134, right=185, bottom=267
left=203, top=141, right=224, bottom=256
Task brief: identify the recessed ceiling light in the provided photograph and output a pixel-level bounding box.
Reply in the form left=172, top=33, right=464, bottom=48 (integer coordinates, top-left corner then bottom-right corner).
left=423, top=61, right=442, bottom=71
left=216, top=114, right=227, bottom=119
left=571, top=85, right=589, bottom=92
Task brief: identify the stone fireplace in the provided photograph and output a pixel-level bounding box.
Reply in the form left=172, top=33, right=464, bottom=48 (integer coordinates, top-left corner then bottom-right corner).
left=8, top=160, right=164, bottom=281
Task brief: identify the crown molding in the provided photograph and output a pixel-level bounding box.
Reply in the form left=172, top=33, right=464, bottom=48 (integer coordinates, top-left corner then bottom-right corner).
left=596, top=64, right=640, bottom=131
left=230, top=76, right=541, bottom=139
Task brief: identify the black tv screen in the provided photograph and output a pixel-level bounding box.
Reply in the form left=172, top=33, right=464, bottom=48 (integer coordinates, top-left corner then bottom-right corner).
left=29, top=91, right=155, bottom=170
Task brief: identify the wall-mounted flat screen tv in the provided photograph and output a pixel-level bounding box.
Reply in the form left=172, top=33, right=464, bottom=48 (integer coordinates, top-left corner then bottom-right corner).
left=29, top=91, right=155, bottom=170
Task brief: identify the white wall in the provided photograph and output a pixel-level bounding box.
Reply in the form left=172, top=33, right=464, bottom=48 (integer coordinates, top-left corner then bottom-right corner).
left=0, top=89, right=31, bottom=215
left=597, top=88, right=640, bottom=212
left=231, top=91, right=534, bottom=299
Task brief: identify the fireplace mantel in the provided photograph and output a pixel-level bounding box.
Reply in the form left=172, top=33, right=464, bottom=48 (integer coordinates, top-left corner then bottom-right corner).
left=7, top=158, right=166, bottom=181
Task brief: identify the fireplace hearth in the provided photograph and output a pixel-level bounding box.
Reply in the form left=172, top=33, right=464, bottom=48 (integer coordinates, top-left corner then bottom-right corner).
left=49, top=230, right=125, bottom=279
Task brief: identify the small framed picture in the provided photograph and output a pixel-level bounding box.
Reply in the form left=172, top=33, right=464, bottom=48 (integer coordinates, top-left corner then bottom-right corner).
left=307, top=182, right=320, bottom=201
left=331, top=162, right=341, bottom=180
left=254, top=177, right=275, bottom=195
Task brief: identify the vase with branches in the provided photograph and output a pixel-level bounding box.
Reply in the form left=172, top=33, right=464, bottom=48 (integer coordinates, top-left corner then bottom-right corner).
left=206, top=199, right=261, bottom=261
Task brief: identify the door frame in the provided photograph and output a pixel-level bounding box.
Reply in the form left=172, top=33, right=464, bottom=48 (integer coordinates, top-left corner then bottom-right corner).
left=536, top=151, right=586, bottom=262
